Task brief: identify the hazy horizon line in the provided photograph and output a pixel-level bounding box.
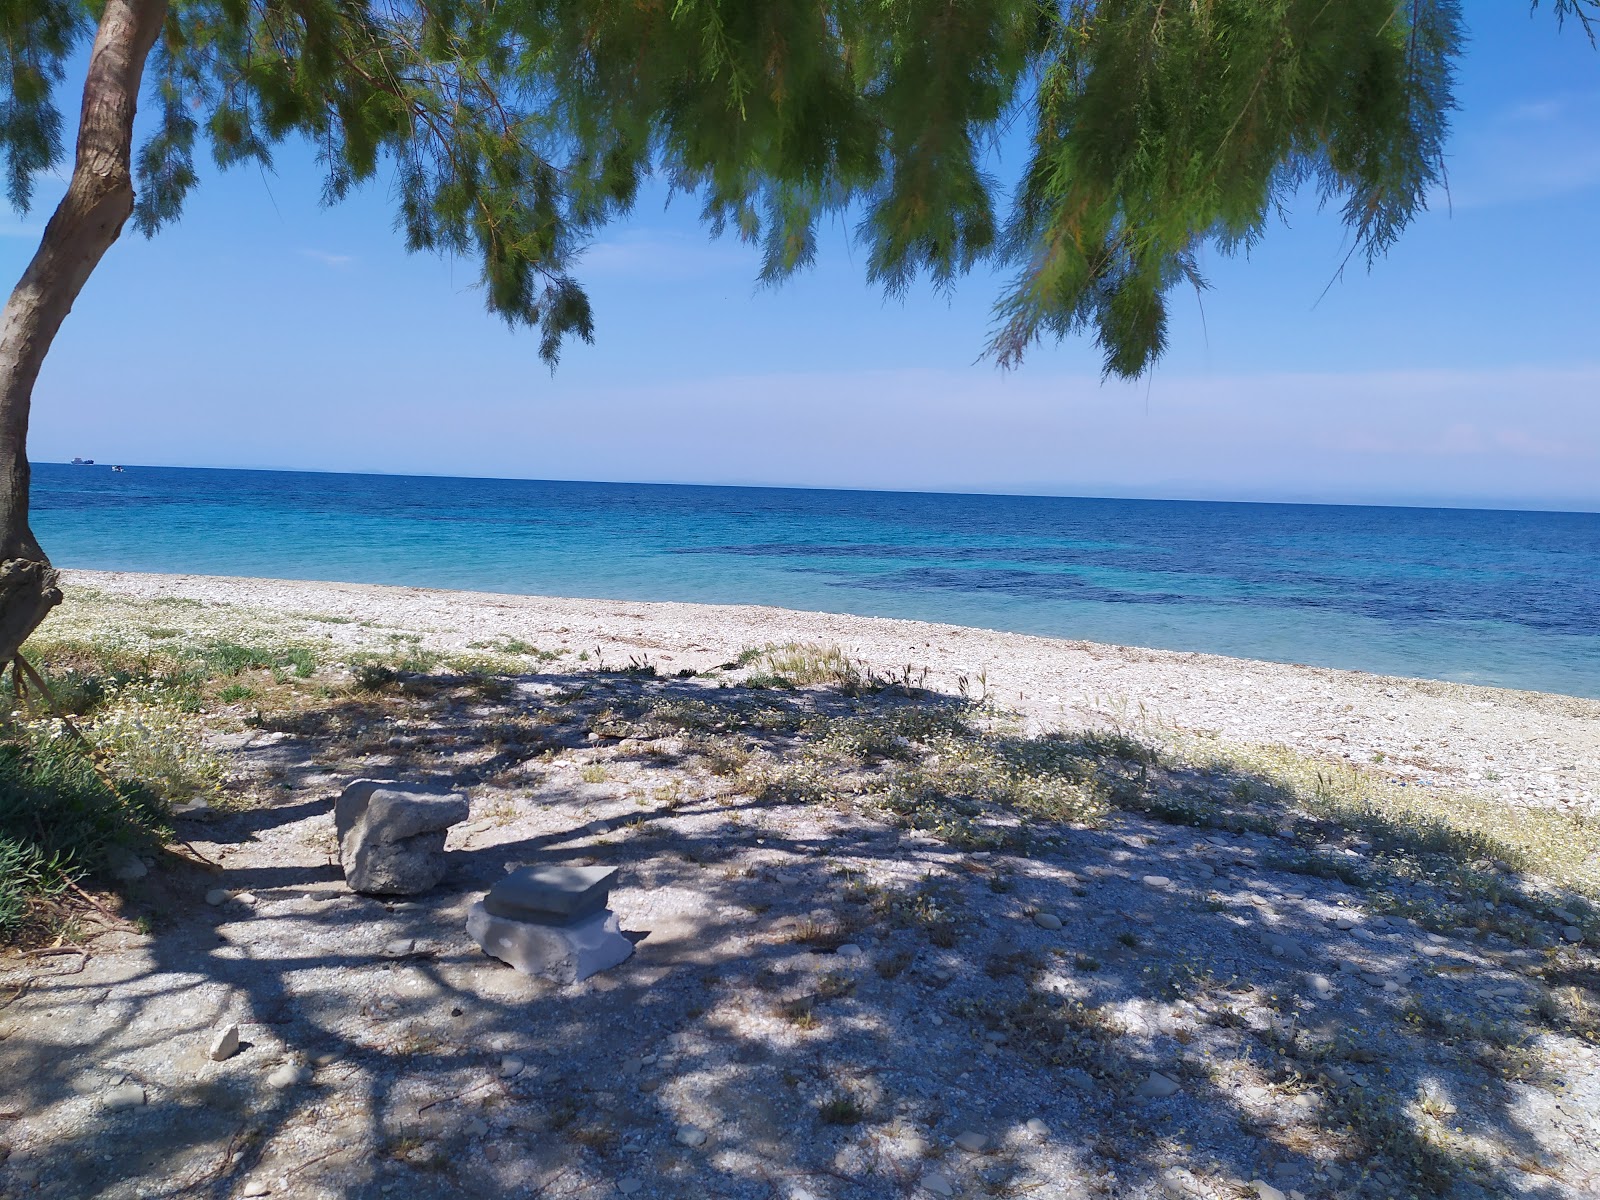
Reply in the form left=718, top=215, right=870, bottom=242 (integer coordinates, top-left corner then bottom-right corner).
left=37, top=459, right=1600, bottom=517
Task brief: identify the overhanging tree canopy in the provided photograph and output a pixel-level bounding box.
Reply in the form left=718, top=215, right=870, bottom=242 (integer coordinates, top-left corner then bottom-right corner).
left=0, top=0, right=1593, bottom=665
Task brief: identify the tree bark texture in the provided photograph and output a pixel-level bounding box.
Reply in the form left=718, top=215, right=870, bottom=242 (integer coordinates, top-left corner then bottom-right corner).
left=0, top=0, right=168, bottom=665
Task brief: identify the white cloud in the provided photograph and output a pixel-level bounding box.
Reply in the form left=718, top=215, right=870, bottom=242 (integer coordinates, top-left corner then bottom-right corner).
left=31, top=281, right=1600, bottom=508
left=1437, top=90, right=1600, bottom=209
left=298, top=248, right=356, bottom=268
left=1503, top=98, right=1565, bottom=124
left=233, top=362, right=1597, bottom=510
left=578, top=229, right=755, bottom=279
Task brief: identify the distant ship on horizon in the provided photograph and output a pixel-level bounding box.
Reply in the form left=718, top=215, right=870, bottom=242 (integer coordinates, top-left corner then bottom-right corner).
left=70, top=456, right=95, bottom=465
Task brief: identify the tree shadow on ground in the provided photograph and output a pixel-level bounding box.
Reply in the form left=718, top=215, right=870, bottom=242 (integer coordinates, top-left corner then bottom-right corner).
left=2, top=666, right=1596, bottom=1200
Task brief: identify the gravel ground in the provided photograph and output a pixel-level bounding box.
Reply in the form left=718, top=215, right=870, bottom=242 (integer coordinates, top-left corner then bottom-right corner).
left=1, top=572, right=1597, bottom=1200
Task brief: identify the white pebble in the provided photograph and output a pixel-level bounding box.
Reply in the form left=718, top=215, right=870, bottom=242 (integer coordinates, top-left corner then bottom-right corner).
left=208, top=1024, right=241, bottom=1062
left=266, top=1063, right=309, bottom=1089
left=1136, top=1071, right=1182, bottom=1098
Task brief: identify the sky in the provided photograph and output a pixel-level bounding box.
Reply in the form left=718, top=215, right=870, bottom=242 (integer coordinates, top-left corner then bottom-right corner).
left=9, top=2, right=1600, bottom=511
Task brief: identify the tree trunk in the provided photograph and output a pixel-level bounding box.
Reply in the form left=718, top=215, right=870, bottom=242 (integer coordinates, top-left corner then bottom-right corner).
left=0, top=0, right=168, bottom=667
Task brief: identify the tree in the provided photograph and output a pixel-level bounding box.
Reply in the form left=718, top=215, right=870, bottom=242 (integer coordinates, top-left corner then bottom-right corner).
left=0, top=0, right=1592, bottom=669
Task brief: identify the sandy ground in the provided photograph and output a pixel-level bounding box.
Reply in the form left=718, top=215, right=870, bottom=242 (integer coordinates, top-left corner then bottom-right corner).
left=63, top=570, right=1600, bottom=816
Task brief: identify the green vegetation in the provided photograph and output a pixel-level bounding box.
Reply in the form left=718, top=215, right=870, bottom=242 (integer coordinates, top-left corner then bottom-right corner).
left=0, top=733, right=169, bottom=937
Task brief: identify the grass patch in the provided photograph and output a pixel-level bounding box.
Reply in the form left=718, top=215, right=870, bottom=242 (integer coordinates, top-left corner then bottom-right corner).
left=817, top=1093, right=867, bottom=1124
left=737, top=643, right=860, bottom=689
left=1177, top=735, right=1600, bottom=904
left=0, top=736, right=170, bottom=938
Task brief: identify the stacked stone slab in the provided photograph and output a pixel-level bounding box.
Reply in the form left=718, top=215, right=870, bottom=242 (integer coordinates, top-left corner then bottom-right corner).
left=467, top=864, right=633, bottom=983
left=336, top=779, right=469, bottom=895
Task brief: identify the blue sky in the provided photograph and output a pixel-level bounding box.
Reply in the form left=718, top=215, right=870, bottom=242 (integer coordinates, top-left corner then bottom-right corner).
left=10, top=2, right=1600, bottom=510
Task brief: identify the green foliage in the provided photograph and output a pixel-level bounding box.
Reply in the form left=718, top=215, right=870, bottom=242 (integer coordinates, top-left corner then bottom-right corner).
left=0, top=0, right=85, bottom=210
left=7, top=1, right=1584, bottom=375
left=195, top=640, right=317, bottom=679
left=0, top=736, right=170, bottom=937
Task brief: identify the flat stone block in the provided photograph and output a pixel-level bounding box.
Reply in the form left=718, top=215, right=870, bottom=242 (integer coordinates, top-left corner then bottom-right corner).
left=485, top=865, right=618, bottom=923
left=467, top=901, right=632, bottom=984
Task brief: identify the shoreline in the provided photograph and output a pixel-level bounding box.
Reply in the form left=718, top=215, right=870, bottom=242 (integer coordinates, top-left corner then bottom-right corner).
left=59, top=569, right=1600, bottom=816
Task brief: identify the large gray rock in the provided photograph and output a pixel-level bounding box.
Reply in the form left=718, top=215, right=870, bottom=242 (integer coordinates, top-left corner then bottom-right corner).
left=337, top=779, right=468, bottom=895
left=467, top=901, right=633, bottom=984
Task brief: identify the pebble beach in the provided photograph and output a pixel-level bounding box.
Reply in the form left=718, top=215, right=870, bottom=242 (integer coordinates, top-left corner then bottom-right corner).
left=68, top=569, right=1600, bottom=817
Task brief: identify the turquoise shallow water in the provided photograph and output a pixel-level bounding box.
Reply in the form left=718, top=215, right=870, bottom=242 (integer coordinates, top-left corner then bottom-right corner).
left=31, top=463, right=1600, bottom=698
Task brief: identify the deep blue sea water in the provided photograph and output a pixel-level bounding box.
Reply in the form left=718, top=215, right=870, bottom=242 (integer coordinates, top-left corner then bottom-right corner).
left=30, top=463, right=1600, bottom=698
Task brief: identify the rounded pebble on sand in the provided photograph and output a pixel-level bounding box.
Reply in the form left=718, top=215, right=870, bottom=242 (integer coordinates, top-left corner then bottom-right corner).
left=921, top=1172, right=957, bottom=1197
left=1025, top=1117, right=1049, bottom=1136
left=835, top=943, right=864, bottom=959
left=953, top=1130, right=988, bottom=1153
left=266, top=1064, right=309, bottom=1089
left=499, top=1056, right=525, bottom=1078
left=205, top=888, right=232, bottom=906
left=102, top=1083, right=147, bottom=1111
left=1033, top=912, right=1063, bottom=931
left=618, top=1179, right=643, bottom=1196
left=676, top=1124, right=708, bottom=1148
left=1137, top=1071, right=1182, bottom=1098
left=1142, top=875, right=1172, bottom=888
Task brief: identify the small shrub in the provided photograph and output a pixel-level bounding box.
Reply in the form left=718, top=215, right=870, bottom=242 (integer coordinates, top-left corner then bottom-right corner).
left=876, top=949, right=915, bottom=978
left=352, top=663, right=398, bottom=691
left=817, top=1093, right=867, bottom=1124
left=744, top=643, right=862, bottom=689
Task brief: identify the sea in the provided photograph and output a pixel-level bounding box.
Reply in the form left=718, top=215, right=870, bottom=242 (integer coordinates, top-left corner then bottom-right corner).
left=30, top=462, right=1600, bottom=698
